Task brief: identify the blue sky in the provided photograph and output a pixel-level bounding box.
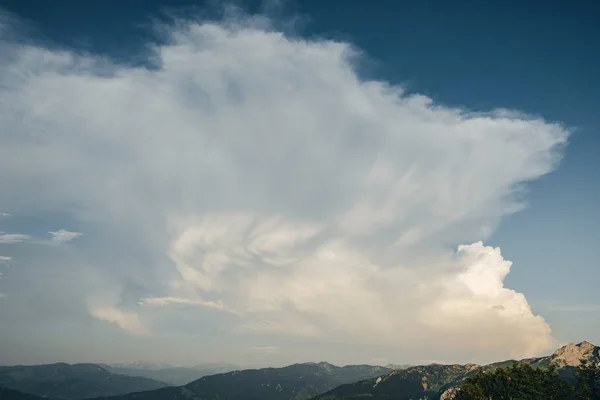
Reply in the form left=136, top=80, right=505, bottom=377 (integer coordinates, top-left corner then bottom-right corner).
left=0, top=0, right=598, bottom=366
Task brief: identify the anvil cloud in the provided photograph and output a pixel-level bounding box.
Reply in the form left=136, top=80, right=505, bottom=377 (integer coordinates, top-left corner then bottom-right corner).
left=0, top=13, right=568, bottom=365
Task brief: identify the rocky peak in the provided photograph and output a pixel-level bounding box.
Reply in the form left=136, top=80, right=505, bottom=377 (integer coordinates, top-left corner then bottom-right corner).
left=440, top=386, right=460, bottom=400
left=550, top=341, right=599, bottom=367
left=316, top=362, right=336, bottom=373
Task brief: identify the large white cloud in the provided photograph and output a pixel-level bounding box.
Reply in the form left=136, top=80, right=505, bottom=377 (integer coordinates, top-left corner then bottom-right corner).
left=0, top=13, right=568, bottom=363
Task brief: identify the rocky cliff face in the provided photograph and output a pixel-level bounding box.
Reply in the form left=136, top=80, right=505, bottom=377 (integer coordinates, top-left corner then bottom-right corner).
left=521, top=341, right=600, bottom=370
left=439, top=386, right=459, bottom=400
left=549, top=341, right=600, bottom=367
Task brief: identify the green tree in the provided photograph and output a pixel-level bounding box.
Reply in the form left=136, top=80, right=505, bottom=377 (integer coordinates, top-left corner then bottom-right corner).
left=574, top=359, right=600, bottom=400
left=453, top=363, right=576, bottom=400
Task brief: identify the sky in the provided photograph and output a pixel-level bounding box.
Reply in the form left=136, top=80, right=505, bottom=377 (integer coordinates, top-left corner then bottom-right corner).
left=0, top=0, right=599, bottom=368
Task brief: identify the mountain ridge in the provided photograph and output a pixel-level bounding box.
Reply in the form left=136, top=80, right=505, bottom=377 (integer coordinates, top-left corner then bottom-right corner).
left=313, top=341, right=600, bottom=400
left=100, top=363, right=241, bottom=386
left=1, top=341, right=597, bottom=400
left=91, top=362, right=392, bottom=400
left=0, top=362, right=167, bottom=399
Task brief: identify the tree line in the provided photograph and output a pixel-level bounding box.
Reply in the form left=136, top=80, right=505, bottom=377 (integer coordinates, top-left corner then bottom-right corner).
left=453, top=360, right=600, bottom=400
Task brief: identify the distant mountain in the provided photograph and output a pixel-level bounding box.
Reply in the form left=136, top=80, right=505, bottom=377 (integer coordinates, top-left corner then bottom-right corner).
left=0, top=363, right=167, bottom=399
left=96, top=362, right=391, bottom=400
left=385, top=364, right=412, bottom=370
left=104, top=362, right=176, bottom=371
left=312, top=363, right=477, bottom=400
left=101, top=363, right=240, bottom=385
left=313, top=341, right=600, bottom=400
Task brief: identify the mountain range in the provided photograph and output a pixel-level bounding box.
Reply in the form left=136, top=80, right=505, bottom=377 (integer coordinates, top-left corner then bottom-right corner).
left=0, top=363, right=166, bottom=399
left=94, top=362, right=391, bottom=400
left=100, top=363, right=241, bottom=386
left=1, top=341, right=598, bottom=400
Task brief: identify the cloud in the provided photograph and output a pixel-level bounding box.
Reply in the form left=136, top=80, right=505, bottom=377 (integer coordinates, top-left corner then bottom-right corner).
left=0, top=233, right=30, bottom=244
left=140, top=296, right=239, bottom=314
left=48, top=229, right=83, bottom=243
left=0, top=212, right=10, bottom=217
left=89, top=306, right=146, bottom=335
left=246, top=346, right=280, bottom=355
left=0, top=12, right=569, bottom=363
